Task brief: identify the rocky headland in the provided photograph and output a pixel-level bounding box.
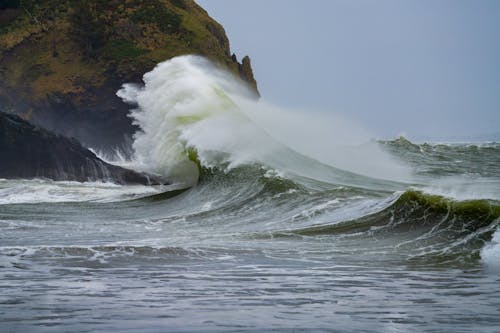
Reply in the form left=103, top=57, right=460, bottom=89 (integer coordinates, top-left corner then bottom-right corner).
left=0, top=0, right=258, bottom=183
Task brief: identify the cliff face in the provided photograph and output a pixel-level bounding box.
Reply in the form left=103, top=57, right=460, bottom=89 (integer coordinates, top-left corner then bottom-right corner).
left=0, top=0, right=258, bottom=152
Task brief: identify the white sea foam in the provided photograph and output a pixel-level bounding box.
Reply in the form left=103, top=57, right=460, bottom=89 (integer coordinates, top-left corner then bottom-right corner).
left=0, top=179, right=162, bottom=204
left=481, top=228, right=500, bottom=272
left=117, top=55, right=411, bottom=186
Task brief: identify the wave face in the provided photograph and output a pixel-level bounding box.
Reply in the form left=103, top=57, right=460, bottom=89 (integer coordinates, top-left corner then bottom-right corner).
left=1, top=56, right=499, bottom=332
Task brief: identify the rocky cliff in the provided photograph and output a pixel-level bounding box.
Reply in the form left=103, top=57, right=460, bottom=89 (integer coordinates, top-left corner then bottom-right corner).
left=0, top=112, right=165, bottom=184
left=0, top=0, right=258, bottom=153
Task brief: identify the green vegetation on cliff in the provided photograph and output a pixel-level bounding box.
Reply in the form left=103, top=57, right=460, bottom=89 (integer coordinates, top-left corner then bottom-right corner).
left=0, top=0, right=258, bottom=99
left=0, top=0, right=258, bottom=150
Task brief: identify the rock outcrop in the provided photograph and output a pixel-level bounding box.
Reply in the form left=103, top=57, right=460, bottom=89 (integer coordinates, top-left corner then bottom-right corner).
left=0, top=0, right=259, bottom=153
left=239, top=56, right=259, bottom=94
left=0, top=112, right=165, bottom=185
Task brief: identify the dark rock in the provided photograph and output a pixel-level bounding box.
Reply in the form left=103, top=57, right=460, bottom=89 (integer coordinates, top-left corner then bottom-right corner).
left=0, top=112, right=165, bottom=185
left=239, top=56, right=259, bottom=97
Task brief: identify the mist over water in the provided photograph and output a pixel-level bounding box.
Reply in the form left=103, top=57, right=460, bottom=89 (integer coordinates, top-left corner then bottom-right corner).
left=238, top=100, right=411, bottom=182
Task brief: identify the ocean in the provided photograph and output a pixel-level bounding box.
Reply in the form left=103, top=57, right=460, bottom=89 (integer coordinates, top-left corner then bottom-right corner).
left=1, top=56, right=499, bottom=332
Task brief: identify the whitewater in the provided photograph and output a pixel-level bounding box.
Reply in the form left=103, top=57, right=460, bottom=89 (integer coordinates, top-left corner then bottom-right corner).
left=1, top=56, right=499, bottom=333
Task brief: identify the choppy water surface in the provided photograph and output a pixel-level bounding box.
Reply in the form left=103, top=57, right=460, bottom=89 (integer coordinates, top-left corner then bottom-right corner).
left=2, top=140, right=500, bottom=332
left=1, top=57, right=499, bottom=332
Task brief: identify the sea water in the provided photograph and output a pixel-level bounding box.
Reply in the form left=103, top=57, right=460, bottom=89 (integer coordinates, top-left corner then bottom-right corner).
left=1, top=56, right=499, bottom=333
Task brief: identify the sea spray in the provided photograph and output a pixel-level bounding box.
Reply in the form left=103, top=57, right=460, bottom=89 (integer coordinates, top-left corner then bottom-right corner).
left=237, top=99, right=411, bottom=181
left=117, top=55, right=411, bottom=186
left=117, top=56, right=279, bottom=186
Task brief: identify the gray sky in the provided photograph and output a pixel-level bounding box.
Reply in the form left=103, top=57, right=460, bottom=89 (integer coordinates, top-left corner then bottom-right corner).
left=197, top=0, right=500, bottom=140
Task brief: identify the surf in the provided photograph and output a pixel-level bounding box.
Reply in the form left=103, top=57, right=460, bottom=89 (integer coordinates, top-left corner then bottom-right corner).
left=1, top=55, right=498, bottom=272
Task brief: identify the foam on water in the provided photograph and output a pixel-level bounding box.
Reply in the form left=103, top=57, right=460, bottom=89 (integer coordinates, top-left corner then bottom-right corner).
left=0, top=179, right=162, bottom=204
left=482, top=228, right=500, bottom=272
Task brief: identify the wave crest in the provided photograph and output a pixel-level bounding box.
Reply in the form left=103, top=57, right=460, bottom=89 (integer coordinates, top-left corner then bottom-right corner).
left=117, top=55, right=411, bottom=187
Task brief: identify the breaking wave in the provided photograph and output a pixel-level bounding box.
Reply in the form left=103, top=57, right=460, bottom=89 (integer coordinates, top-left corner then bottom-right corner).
left=117, top=55, right=410, bottom=187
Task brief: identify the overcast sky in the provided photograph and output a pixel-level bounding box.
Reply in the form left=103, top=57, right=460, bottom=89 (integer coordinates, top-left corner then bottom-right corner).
left=197, top=0, right=500, bottom=140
